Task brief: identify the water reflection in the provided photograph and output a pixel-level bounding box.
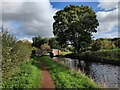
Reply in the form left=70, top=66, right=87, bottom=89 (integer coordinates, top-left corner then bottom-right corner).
left=53, top=57, right=120, bottom=88
left=88, top=62, right=120, bottom=88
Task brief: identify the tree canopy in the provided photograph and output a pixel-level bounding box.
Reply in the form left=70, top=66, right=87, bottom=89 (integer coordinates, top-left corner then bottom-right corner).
left=53, top=5, right=99, bottom=53
left=32, top=36, right=49, bottom=48
left=48, top=37, right=61, bottom=49
left=91, top=38, right=117, bottom=51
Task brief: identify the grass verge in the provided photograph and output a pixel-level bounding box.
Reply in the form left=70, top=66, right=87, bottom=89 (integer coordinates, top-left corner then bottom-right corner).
left=2, top=57, right=41, bottom=89
left=38, top=56, right=98, bottom=89
left=80, top=49, right=120, bottom=61
left=65, top=49, right=120, bottom=65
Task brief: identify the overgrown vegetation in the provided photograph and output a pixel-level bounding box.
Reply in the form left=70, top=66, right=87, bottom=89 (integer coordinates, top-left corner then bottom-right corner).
left=2, top=28, right=32, bottom=79
left=2, top=58, right=41, bottom=88
left=1, top=27, right=41, bottom=88
left=38, top=56, right=98, bottom=88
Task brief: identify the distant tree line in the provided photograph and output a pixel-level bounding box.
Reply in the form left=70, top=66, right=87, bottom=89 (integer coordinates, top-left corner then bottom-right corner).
left=91, top=38, right=120, bottom=51
left=32, top=36, right=61, bottom=52
left=32, top=36, right=120, bottom=53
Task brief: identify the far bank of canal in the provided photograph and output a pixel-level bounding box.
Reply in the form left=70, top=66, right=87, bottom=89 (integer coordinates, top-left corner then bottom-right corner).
left=53, top=57, right=120, bottom=88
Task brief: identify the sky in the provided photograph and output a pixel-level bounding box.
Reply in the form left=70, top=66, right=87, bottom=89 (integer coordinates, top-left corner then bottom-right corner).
left=1, top=0, right=120, bottom=42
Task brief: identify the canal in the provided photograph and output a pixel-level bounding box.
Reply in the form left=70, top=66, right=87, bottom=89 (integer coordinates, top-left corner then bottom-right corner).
left=53, top=57, right=120, bottom=88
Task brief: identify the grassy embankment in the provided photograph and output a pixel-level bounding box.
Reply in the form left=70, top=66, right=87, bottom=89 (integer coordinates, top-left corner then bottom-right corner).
left=82, top=48, right=120, bottom=61
left=37, top=56, right=99, bottom=88
left=65, top=48, right=120, bottom=65
left=2, top=57, right=41, bottom=88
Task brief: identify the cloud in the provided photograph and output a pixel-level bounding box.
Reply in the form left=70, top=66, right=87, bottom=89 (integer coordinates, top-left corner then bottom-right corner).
left=97, top=0, right=119, bottom=10
left=94, top=0, right=119, bottom=39
left=2, top=0, right=119, bottom=41
left=2, top=0, right=58, bottom=41
left=96, top=8, right=118, bottom=33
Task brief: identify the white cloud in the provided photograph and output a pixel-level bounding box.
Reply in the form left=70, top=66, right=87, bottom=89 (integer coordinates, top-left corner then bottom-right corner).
left=1, top=0, right=119, bottom=41
left=96, top=8, right=118, bottom=33
left=2, top=0, right=58, bottom=41
left=95, top=0, right=119, bottom=39
left=97, top=0, right=119, bottom=10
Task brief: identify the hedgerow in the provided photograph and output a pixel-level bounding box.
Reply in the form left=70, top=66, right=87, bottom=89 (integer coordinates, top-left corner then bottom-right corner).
left=1, top=27, right=41, bottom=88
left=2, top=27, right=32, bottom=79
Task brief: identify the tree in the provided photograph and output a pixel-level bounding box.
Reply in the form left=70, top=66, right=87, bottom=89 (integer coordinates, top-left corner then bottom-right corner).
left=48, top=37, right=61, bottom=49
left=41, top=43, right=51, bottom=52
left=99, top=39, right=116, bottom=50
left=32, top=36, right=48, bottom=48
left=91, top=39, right=102, bottom=51
left=91, top=38, right=116, bottom=51
left=112, top=38, right=120, bottom=48
left=53, top=5, right=99, bottom=53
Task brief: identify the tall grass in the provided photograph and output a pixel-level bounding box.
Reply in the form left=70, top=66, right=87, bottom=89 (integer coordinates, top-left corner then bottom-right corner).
left=2, top=58, right=41, bottom=88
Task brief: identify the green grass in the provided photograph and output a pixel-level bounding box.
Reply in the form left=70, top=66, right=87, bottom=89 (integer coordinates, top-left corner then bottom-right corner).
left=2, top=57, right=41, bottom=89
left=61, top=51, right=72, bottom=55
left=102, top=48, right=120, bottom=52
left=38, top=56, right=98, bottom=88
left=81, top=49, right=120, bottom=61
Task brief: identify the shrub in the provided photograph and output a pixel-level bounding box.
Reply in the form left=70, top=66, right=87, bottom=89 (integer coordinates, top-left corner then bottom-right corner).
left=1, top=27, right=34, bottom=88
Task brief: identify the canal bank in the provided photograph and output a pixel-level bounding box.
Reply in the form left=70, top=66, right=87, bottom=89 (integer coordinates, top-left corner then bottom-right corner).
left=38, top=56, right=98, bottom=88
left=64, top=50, right=120, bottom=66
left=53, top=57, right=120, bottom=88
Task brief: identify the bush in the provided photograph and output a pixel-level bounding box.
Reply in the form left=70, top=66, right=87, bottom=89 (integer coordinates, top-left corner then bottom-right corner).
left=2, top=27, right=32, bottom=79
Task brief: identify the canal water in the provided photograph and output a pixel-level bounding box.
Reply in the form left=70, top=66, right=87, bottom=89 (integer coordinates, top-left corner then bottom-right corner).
left=53, top=57, right=120, bottom=88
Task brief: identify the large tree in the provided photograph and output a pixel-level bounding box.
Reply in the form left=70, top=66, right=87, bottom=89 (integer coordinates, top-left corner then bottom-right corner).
left=32, top=36, right=48, bottom=48
left=48, top=37, right=61, bottom=49
left=53, top=5, right=99, bottom=53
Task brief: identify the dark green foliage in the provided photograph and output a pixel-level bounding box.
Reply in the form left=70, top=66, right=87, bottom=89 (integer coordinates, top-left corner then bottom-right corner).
left=112, top=38, right=120, bottom=48
left=32, top=36, right=52, bottom=53
left=32, top=36, right=49, bottom=48
left=38, top=56, right=98, bottom=88
left=80, top=49, right=120, bottom=61
left=53, top=5, right=99, bottom=53
left=91, top=39, right=101, bottom=51
left=48, top=37, right=61, bottom=49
